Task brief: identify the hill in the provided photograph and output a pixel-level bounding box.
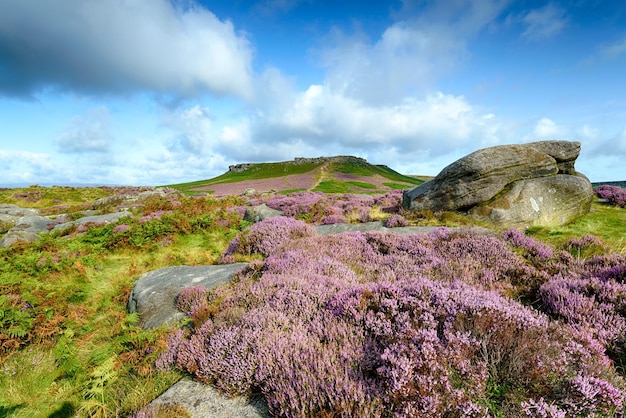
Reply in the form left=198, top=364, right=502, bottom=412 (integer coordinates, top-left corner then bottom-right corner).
left=165, top=156, right=424, bottom=195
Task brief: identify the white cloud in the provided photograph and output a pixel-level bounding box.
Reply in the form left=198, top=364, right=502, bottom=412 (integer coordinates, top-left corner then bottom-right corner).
left=0, top=150, right=56, bottom=185
left=520, top=3, right=568, bottom=41
left=56, top=107, right=113, bottom=153
left=162, top=105, right=213, bottom=153
left=0, top=0, right=254, bottom=99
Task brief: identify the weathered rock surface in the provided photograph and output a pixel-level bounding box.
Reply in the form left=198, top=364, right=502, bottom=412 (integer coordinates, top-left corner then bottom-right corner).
left=150, top=378, right=270, bottom=418
left=403, top=140, right=592, bottom=228
left=53, top=211, right=131, bottom=232
left=0, top=214, right=56, bottom=247
left=243, top=204, right=283, bottom=222
left=92, top=187, right=180, bottom=210
left=127, top=264, right=249, bottom=329
left=469, top=174, right=594, bottom=229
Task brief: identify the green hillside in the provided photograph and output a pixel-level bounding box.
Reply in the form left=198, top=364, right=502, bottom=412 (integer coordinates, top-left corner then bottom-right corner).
left=165, top=156, right=424, bottom=195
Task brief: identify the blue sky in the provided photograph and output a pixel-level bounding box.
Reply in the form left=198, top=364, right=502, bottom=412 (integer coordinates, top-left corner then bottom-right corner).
left=1, top=0, right=625, bottom=186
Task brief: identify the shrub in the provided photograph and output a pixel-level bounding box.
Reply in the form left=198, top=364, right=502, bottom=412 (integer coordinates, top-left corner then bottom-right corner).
left=159, top=226, right=626, bottom=417
left=383, top=214, right=408, bottom=228
left=222, top=216, right=316, bottom=257
left=596, top=185, right=626, bottom=207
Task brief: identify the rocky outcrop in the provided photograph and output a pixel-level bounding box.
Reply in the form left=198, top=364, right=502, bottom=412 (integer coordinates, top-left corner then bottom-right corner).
left=127, top=264, right=249, bottom=329
left=92, top=187, right=179, bottom=210
left=402, top=141, right=594, bottom=228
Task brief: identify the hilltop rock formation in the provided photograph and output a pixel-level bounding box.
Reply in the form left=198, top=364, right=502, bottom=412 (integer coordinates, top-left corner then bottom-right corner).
left=402, top=141, right=594, bottom=228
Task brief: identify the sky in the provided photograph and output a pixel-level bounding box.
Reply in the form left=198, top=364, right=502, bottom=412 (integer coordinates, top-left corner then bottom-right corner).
left=1, top=0, right=626, bottom=187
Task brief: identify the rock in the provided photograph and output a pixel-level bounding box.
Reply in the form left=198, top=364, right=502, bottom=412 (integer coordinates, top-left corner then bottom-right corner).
left=0, top=204, right=40, bottom=217
left=403, top=144, right=558, bottom=212
left=526, top=140, right=580, bottom=174
left=53, top=211, right=131, bottom=232
left=149, top=378, right=269, bottom=418
left=0, top=230, right=41, bottom=248
left=92, top=187, right=180, bottom=210
left=243, top=204, right=283, bottom=223
left=402, top=140, right=592, bottom=228
left=468, top=174, right=594, bottom=229
left=127, top=264, right=249, bottom=329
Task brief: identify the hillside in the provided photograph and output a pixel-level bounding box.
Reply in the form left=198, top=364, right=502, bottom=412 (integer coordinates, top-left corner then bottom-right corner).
left=165, top=156, right=424, bottom=195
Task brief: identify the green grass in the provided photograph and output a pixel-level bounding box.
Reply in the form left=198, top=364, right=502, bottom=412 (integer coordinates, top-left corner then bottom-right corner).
left=0, top=194, right=246, bottom=417
left=0, top=185, right=114, bottom=211
left=525, top=201, right=626, bottom=253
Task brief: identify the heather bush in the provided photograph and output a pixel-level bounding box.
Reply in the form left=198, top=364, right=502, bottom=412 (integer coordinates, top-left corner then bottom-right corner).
left=383, top=214, right=408, bottom=228
left=596, top=185, right=626, bottom=207
left=221, top=216, right=316, bottom=257
left=161, top=226, right=626, bottom=417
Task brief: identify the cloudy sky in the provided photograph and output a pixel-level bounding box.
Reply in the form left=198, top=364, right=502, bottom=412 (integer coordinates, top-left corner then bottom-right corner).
left=1, top=0, right=625, bottom=186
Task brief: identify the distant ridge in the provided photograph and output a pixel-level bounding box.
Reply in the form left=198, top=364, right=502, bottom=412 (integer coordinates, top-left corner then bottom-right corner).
left=166, top=156, right=423, bottom=195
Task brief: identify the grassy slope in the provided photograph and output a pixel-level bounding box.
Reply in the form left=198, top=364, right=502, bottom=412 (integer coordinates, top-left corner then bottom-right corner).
left=165, top=158, right=423, bottom=195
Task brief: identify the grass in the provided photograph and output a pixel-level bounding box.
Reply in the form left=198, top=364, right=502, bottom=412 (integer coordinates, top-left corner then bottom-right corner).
left=526, top=201, right=626, bottom=253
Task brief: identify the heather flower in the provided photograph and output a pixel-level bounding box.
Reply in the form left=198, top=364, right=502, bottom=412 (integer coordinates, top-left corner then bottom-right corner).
left=160, top=224, right=626, bottom=417
left=223, top=216, right=316, bottom=257
left=595, top=185, right=626, bottom=207
left=176, top=286, right=208, bottom=316
left=383, top=214, right=408, bottom=228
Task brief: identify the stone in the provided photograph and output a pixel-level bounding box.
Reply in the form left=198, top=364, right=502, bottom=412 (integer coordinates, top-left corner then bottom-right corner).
left=526, top=140, right=581, bottom=174
left=149, top=378, right=269, bottom=418
left=403, top=144, right=558, bottom=212
left=127, top=263, right=249, bottom=329
left=92, top=187, right=180, bottom=210
left=0, top=230, right=41, bottom=248
left=468, top=174, right=594, bottom=228
left=402, top=140, right=593, bottom=228
left=243, top=204, right=283, bottom=223
left=53, top=211, right=131, bottom=232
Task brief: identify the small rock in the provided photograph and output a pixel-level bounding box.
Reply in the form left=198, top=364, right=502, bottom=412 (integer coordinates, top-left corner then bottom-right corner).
left=243, top=204, right=283, bottom=223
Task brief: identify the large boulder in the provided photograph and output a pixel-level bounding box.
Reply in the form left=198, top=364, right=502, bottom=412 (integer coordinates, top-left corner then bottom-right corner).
left=403, top=144, right=558, bottom=212
left=468, top=175, right=594, bottom=229
left=402, top=140, right=592, bottom=228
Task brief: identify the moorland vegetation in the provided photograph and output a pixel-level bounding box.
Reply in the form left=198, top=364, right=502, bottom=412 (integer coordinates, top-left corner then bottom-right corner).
left=0, top=177, right=625, bottom=417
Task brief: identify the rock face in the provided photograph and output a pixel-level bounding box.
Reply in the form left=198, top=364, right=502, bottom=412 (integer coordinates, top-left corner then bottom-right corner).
left=402, top=141, right=594, bottom=228
left=127, top=264, right=249, bottom=329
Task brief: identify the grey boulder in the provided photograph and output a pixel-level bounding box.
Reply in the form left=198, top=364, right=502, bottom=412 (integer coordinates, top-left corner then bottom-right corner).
left=469, top=174, right=594, bottom=229
left=243, top=204, right=283, bottom=222
left=127, top=263, right=248, bottom=329
left=402, top=140, right=592, bottom=228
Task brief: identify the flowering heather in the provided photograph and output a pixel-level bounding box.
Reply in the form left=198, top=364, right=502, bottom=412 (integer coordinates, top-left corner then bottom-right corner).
left=596, top=185, right=626, bottom=207
left=113, top=224, right=130, bottom=233
left=502, top=228, right=554, bottom=260
left=161, top=224, right=626, bottom=416
left=222, top=216, right=316, bottom=257
left=176, top=286, right=208, bottom=316
left=383, top=214, right=408, bottom=228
